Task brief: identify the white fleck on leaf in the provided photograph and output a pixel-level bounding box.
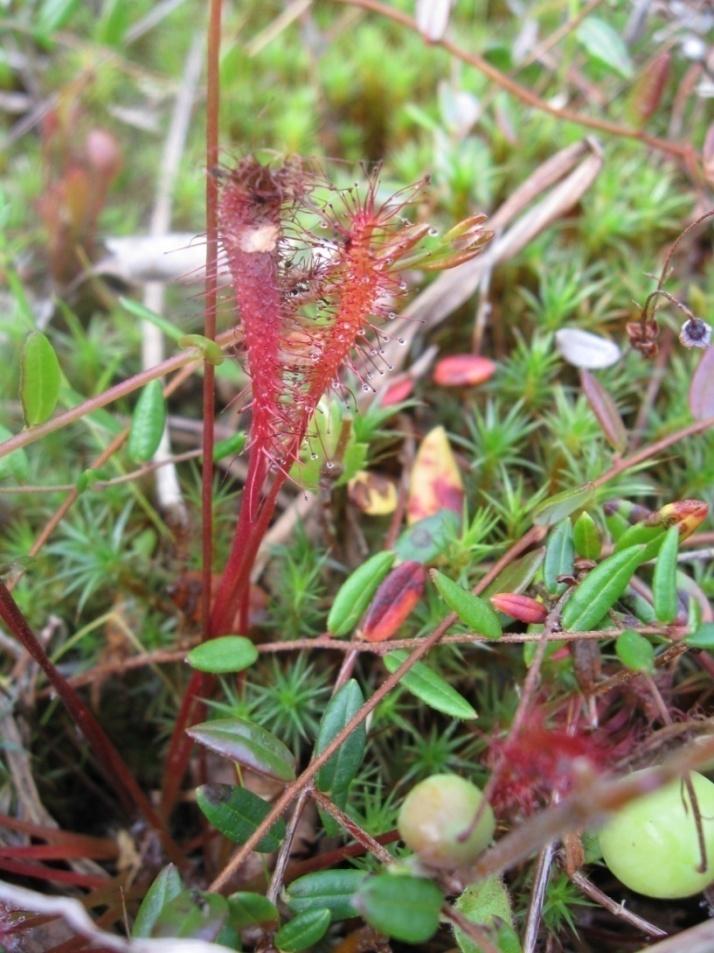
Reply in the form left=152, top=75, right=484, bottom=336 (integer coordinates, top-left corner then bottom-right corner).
left=555, top=328, right=621, bottom=369
left=416, top=0, right=452, bottom=42
left=690, top=347, right=714, bottom=421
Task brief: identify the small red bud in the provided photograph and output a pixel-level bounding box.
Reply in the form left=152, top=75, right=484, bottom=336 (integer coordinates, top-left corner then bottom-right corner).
left=489, top=593, right=547, bottom=624
left=657, top=499, right=709, bottom=539
left=358, top=561, right=427, bottom=642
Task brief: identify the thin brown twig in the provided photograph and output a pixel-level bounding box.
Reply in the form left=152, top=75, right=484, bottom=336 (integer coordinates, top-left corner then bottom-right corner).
left=331, top=0, right=695, bottom=163
left=569, top=870, right=667, bottom=939
left=311, top=789, right=394, bottom=865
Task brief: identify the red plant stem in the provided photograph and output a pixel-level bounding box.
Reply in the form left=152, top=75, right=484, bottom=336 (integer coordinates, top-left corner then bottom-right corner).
left=0, top=857, right=109, bottom=889
left=0, top=583, right=184, bottom=867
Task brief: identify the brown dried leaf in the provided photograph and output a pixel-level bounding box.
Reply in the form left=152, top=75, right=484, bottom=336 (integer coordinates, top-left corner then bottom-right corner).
left=690, top=346, right=714, bottom=421
left=580, top=369, right=627, bottom=451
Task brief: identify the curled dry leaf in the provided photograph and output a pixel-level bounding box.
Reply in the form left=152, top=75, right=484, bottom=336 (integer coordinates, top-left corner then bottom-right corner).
left=407, top=425, right=464, bottom=524
left=580, top=369, right=627, bottom=452
left=358, top=561, right=427, bottom=642
left=690, top=347, right=714, bottom=420
left=555, top=328, right=621, bottom=369
left=433, top=354, right=497, bottom=387
left=348, top=471, right=398, bottom=515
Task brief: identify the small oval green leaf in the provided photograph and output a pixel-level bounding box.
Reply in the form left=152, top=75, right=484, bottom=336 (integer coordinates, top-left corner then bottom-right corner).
left=21, top=331, right=62, bottom=426
left=327, top=551, right=395, bottom=636
left=355, top=874, right=443, bottom=944
left=543, top=519, right=574, bottom=595
left=128, top=380, right=167, bottom=463
left=315, top=680, right=366, bottom=833
left=686, top=623, right=714, bottom=650
left=132, top=863, right=183, bottom=938
left=275, top=908, right=331, bottom=953
left=454, top=875, right=516, bottom=953
left=430, top=570, right=501, bottom=639
left=533, top=485, right=595, bottom=527
left=186, top=636, right=258, bottom=674
left=615, top=629, right=655, bottom=674
left=213, top=432, right=247, bottom=462
left=188, top=718, right=296, bottom=782
left=285, top=869, right=368, bottom=921
left=384, top=650, right=477, bottom=719
left=573, top=511, right=601, bottom=560
left=561, top=545, right=646, bottom=632
left=153, top=890, right=228, bottom=941
left=196, top=784, right=285, bottom=852
left=653, top=525, right=679, bottom=624
left=227, top=892, right=278, bottom=929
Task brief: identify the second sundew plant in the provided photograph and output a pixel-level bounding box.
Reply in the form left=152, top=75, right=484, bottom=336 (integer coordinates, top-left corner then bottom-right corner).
left=210, top=157, right=491, bottom=634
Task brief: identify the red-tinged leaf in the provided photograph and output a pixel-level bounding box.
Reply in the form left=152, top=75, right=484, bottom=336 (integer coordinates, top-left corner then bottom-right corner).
left=407, top=425, right=464, bottom=524
left=188, top=718, right=296, bottom=782
left=433, top=354, right=497, bottom=388
left=358, top=561, right=427, bottom=642
left=657, top=499, right=709, bottom=540
left=629, top=51, right=671, bottom=124
left=580, top=369, right=627, bottom=451
left=490, top=593, right=547, bottom=624
left=690, top=347, right=714, bottom=421
left=382, top=376, right=414, bottom=406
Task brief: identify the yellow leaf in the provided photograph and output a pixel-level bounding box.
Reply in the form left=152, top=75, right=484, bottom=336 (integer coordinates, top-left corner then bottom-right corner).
left=407, top=426, right=463, bottom=525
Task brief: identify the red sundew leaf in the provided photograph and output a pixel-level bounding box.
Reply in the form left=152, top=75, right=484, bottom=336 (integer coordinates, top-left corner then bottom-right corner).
left=690, top=347, right=714, bottom=420
left=358, top=562, right=427, bottom=642
left=580, top=369, right=627, bottom=452
left=433, top=354, right=497, bottom=388
left=407, top=426, right=464, bottom=524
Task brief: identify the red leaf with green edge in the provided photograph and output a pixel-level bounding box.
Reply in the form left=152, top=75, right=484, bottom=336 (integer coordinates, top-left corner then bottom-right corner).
left=580, top=369, right=626, bottom=452
left=358, top=561, right=427, bottom=642
left=188, top=717, right=296, bottom=782
left=196, top=784, right=286, bottom=851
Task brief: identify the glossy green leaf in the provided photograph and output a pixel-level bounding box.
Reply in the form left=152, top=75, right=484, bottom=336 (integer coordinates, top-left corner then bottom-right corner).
left=275, top=908, right=331, bottom=953
left=36, top=0, right=79, bottom=36
left=196, top=784, right=286, bottom=852
left=430, top=571, right=501, bottom=639
left=227, top=892, right=278, bottom=929
left=285, top=869, right=367, bottom=921
left=561, top=545, right=646, bottom=632
left=653, top=525, right=679, bottom=623
left=384, top=650, right=477, bottom=719
left=573, top=512, right=601, bottom=560
left=394, top=509, right=461, bottom=563
left=543, top=519, right=574, bottom=594
left=128, top=380, right=167, bottom=463
left=577, top=17, right=634, bottom=79
left=152, top=890, right=228, bottom=941
left=186, top=636, right=258, bottom=674
left=21, top=331, right=62, bottom=426
left=533, top=485, right=595, bottom=527
left=0, top=425, right=30, bottom=483
left=327, top=551, right=395, bottom=636
left=132, top=863, right=183, bottom=938
left=188, top=718, right=296, bottom=782
left=315, top=680, right=366, bottom=833
left=614, top=522, right=667, bottom=562
left=355, top=874, right=443, bottom=943
left=615, top=630, right=654, bottom=674
left=213, top=432, right=247, bottom=462
left=686, top=623, right=714, bottom=650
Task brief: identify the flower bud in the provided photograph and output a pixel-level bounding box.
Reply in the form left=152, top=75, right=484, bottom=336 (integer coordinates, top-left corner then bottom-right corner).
left=489, top=592, right=547, bottom=624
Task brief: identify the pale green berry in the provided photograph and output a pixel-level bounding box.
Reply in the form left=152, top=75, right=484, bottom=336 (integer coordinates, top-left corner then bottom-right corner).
left=398, top=773, right=495, bottom=869
left=599, top=770, right=714, bottom=899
